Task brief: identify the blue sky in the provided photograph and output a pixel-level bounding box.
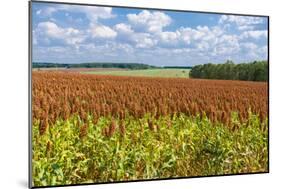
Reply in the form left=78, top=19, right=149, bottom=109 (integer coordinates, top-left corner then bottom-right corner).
left=32, top=2, right=268, bottom=66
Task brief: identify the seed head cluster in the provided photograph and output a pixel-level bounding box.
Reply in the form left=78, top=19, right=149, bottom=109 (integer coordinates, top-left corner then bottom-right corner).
left=32, top=72, right=268, bottom=135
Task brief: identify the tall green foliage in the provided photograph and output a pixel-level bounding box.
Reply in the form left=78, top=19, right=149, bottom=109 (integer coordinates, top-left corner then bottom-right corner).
left=33, top=112, right=268, bottom=186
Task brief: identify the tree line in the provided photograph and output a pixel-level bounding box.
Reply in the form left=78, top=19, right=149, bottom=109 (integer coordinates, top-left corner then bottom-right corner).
left=32, top=62, right=157, bottom=70
left=189, top=60, right=268, bottom=81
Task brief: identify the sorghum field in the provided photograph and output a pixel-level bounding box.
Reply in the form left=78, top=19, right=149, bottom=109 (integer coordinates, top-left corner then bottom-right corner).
left=32, top=72, right=268, bottom=186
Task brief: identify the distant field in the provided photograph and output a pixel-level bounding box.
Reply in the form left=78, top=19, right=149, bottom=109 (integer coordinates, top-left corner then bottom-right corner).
left=82, top=68, right=190, bottom=78
left=32, top=68, right=128, bottom=72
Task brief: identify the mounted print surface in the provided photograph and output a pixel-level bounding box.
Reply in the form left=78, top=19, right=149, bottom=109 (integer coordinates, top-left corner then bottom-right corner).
left=29, top=1, right=269, bottom=188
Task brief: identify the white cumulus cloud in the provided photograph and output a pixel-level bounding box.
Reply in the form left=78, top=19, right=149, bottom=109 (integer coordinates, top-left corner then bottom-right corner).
left=37, top=5, right=114, bottom=23
left=34, top=21, right=85, bottom=46
left=127, top=10, right=172, bottom=33
left=157, top=31, right=180, bottom=47
left=91, top=24, right=117, bottom=39
left=114, top=23, right=134, bottom=34
left=131, top=33, right=157, bottom=48
left=63, top=5, right=114, bottom=23
left=219, top=15, right=265, bottom=30
left=240, top=30, right=268, bottom=39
